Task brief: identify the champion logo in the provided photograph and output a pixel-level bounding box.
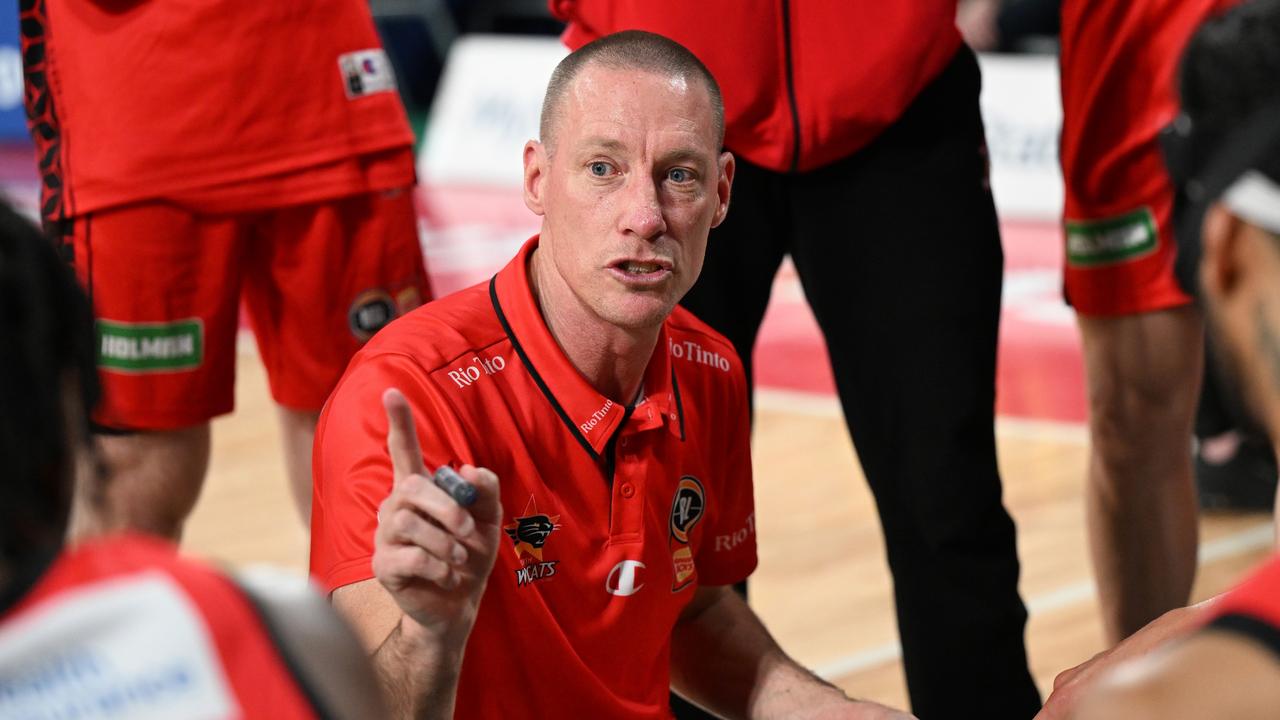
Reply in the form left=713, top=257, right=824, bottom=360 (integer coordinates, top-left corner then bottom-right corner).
left=605, top=561, right=646, bottom=597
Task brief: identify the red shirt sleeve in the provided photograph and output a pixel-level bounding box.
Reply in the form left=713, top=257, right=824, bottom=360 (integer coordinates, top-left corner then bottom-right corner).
left=694, top=360, right=758, bottom=586
left=309, top=352, right=478, bottom=593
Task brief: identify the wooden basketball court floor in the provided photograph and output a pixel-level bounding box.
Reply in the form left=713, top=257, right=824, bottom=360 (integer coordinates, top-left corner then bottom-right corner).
left=183, top=261, right=1275, bottom=711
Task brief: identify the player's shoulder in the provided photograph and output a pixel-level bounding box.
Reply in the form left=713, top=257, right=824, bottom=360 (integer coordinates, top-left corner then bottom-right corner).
left=356, top=280, right=506, bottom=375
left=28, top=534, right=239, bottom=607
left=665, top=306, right=747, bottom=391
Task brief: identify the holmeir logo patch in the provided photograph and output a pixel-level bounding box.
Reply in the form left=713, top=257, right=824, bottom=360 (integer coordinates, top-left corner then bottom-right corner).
left=348, top=289, right=397, bottom=342
left=1065, top=207, right=1158, bottom=267
left=338, top=49, right=397, bottom=99
left=504, top=497, right=563, bottom=587
left=668, top=475, right=706, bottom=592
left=97, top=319, right=203, bottom=373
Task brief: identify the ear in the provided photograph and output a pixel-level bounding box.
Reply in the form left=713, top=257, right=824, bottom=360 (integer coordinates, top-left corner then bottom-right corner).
left=1200, top=203, right=1245, bottom=301
left=710, top=151, right=735, bottom=229
left=523, top=140, right=548, bottom=217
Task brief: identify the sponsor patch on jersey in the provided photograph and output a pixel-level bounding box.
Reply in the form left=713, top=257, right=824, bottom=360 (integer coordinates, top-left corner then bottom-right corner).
left=668, top=475, right=705, bottom=591
left=1065, top=207, right=1158, bottom=267
left=0, top=573, right=239, bottom=719
left=97, top=319, right=203, bottom=373
left=504, top=496, right=563, bottom=587
left=348, top=289, right=396, bottom=342
left=338, top=49, right=397, bottom=99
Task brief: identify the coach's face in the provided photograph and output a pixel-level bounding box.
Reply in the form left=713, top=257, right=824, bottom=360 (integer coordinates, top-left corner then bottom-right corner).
left=523, top=63, right=733, bottom=331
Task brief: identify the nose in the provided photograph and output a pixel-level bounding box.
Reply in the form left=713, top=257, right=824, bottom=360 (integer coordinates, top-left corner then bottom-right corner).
left=619, top=175, right=666, bottom=241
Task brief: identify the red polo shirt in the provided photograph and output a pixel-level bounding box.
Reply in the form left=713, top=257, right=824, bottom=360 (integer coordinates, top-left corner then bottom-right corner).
left=311, top=237, right=758, bottom=718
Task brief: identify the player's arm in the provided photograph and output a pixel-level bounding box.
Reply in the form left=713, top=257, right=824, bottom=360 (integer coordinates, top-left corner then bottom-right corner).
left=1068, top=630, right=1280, bottom=720
left=1034, top=596, right=1223, bottom=720
left=670, top=584, right=915, bottom=720
left=331, top=390, right=503, bottom=720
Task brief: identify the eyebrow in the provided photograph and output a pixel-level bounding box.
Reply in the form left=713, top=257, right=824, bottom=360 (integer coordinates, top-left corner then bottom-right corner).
left=579, top=137, right=628, bottom=154
left=578, top=138, right=710, bottom=168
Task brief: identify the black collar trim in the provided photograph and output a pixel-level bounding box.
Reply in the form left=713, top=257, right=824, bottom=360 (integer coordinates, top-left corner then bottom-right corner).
left=489, top=276, right=599, bottom=461
left=670, top=365, right=686, bottom=441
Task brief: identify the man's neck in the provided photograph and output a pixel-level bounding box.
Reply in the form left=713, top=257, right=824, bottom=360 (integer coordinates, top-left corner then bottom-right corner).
left=529, top=248, right=658, bottom=403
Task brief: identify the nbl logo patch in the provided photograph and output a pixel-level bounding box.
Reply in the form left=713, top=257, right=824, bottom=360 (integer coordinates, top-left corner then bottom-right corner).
left=348, top=289, right=396, bottom=342
left=668, top=476, right=705, bottom=592
left=338, top=49, right=397, bottom=99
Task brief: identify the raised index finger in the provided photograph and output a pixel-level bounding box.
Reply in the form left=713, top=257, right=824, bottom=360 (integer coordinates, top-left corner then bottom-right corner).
left=382, top=388, right=427, bottom=483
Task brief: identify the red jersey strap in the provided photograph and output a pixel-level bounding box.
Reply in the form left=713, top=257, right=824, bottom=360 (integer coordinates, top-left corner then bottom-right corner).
left=1205, top=555, right=1280, bottom=660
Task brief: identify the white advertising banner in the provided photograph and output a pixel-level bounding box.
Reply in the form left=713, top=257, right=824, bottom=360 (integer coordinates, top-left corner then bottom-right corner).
left=419, top=35, right=568, bottom=187
left=977, top=53, right=1064, bottom=221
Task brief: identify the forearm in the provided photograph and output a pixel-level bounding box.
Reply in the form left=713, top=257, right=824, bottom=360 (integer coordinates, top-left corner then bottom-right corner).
left=669, top=589, right=853, bottom=720
left=371, top=615, right=465, bottom=720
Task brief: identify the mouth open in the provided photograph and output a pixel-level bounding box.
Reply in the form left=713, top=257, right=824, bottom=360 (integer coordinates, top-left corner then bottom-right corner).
left=609, top=258, right=673, bottom=286
left=620, top=261, right=664, bottom=274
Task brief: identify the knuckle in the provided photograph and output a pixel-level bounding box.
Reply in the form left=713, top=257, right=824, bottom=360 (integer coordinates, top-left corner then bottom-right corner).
left=436, top=504, right=467, bottom=532
left=391, top=510, right=417, bottom=538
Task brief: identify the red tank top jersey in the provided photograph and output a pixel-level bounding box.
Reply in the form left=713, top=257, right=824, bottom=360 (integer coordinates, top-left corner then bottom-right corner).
left=23, top=0, right=415, bottom=217
left=1059, top=0, right=1239, bottom=222
left=1209, top=555, right=1280, bottom=637
left=312, top=237, right=758, bottom=718
left=0, top=535, right=323, bottom=719
left=550, top=0, right=963, bottom=173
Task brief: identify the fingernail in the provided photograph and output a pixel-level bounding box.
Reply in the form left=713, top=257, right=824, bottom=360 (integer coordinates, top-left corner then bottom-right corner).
left=452, top=544, right=468, bottom=565
left=458, top=514, right=476, bottom=537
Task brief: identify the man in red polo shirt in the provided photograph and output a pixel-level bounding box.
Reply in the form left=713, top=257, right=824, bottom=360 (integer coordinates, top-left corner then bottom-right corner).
left=20, top=0, right=431, bottom=540
left=311, top=31, right=913, bottom=719
left=548, top=5, right=1040, bottom=717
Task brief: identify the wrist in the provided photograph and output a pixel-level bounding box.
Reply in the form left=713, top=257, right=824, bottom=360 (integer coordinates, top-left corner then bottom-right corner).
left=399, top=612, right=471, bottom=654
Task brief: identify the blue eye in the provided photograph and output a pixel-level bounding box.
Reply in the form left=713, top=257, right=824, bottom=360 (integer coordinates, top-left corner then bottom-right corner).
left=669, top=168, right=691, bottom=183
left=589, top=162, right=611, bottom=177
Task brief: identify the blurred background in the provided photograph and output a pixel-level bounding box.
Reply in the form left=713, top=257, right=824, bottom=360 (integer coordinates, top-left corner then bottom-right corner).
left=1, top=0, right=1268, bottom=707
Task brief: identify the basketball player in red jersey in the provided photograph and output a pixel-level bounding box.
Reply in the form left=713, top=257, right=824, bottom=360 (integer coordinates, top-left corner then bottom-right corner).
left=1058, top=0, right=1240, bottom=647
left=0, top=202, right=390, bottom=719
left=18, top=0, right=432, bottom=539
left=1040, top=1, right=1280, bottom=716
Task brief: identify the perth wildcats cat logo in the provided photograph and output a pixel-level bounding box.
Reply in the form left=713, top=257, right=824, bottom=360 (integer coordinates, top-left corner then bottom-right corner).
left=504, top=496, right=562, bottom=587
